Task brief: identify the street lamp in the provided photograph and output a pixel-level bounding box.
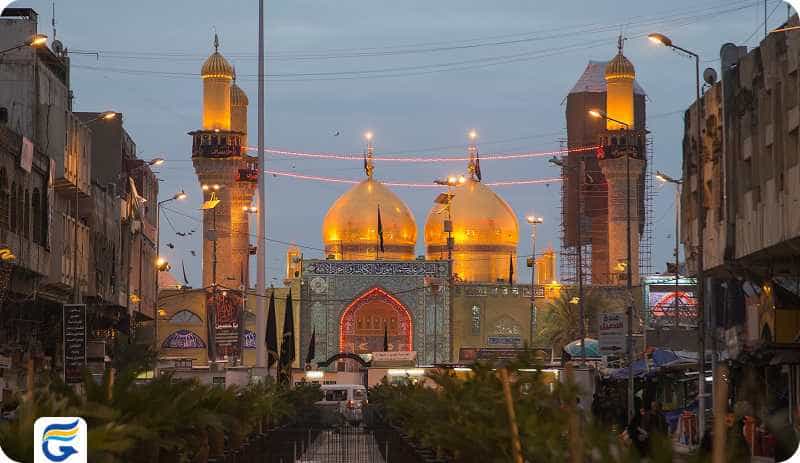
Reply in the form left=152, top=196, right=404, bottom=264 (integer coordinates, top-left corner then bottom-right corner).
left=155, top=189, right=186, bottom=352
left=548, top=156, right=587, bottom=365
left=648, top=31, right=707, bottom=437
left=656, top=172, right=683, bottom=330
left=83, top=111, right=117, bottom=125
left=201, top=183, right=223, bottom=368
left=588, top=109, right=631, bottom=130
left=0, top=34, right=48, bottom=56
left=526, top=215, right=544, bottom=344
left=155, top=257, right=171, bottom=272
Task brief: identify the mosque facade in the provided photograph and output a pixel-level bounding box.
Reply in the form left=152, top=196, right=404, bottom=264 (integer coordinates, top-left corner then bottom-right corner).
left=157, top=36, right=652, bottom=372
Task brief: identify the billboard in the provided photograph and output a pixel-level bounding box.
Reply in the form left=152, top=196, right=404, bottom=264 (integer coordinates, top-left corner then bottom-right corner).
left=206, top=290, right=244, bottom=359
left=643, top=276, right=698, bottom=328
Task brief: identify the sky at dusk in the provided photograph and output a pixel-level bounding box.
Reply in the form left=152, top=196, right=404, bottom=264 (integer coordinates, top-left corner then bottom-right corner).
left=15, top=0, right=793, bottom=286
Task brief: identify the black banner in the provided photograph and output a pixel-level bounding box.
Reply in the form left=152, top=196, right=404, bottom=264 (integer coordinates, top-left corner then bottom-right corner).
left=63, top=304, right=86, bottom=384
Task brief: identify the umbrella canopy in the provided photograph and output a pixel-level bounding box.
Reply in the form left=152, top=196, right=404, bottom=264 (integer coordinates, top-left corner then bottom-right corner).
left=563, top=338, right=601, bottom=358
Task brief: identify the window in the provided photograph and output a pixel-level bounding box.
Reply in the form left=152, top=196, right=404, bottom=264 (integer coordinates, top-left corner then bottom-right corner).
left=22, top=189, right=29, bottom=238
left=16, top=185, right=22, bottom=235
left=169, top=309, right=203, bottom=324
left=471, top=305, right=481, bottom=336
left=324, top=389, right=347, bottom=402
left=0, top=169, right=7, bottom=230
left=31, top=188, right=41, bottom=244
left=8, top=182, right=16, bottom=232
left=40, top=189, right=48, bottom=245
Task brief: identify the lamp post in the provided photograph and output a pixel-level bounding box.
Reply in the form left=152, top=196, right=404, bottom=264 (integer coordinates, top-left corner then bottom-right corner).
left=240, top=205, right=257, bottom=366
left=526, top=215, right=543, bottom=344
left=433, top=173, right=465, bottom=364
left=155, top=190, right=186, bottom=351
left=548, top=155, right=587, bottom=365
left=202, top=184, right=223, bottom=368
left=588, top=109, right=636, bottom=416
left=0, top=34, right=48, bottom=56
left=656, top=171, right=683, bottom=329
left=255, top=0, right=268, bottom=372
left=648, top=32, right=707, bottom=438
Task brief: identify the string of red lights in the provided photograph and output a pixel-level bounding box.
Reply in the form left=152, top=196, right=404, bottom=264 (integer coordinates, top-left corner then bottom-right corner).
left=264, top=169, right=562, bottom=187
left=248, top=145, right=598, bottom=162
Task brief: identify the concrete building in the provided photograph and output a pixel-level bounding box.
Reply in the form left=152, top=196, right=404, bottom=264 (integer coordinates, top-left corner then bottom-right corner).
left=0, top=8, right=159, bottom=394
left=75, top=112, right=159, bottom=334
left=681, top=15, right=800, bottom=457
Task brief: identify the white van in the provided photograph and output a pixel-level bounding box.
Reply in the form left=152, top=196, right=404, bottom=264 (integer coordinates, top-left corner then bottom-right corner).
left=316, top=384, right=367, bottom=423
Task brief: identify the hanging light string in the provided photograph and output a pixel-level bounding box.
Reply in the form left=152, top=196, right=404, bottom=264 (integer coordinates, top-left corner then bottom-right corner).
left=250, top=145, right=598, bottom=163
left=265, top=169, right=561, bottom=187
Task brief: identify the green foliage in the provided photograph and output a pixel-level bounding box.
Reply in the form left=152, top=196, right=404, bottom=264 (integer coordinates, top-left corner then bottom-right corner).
left=370, top=353, right=672, bottom=463
left=537, top=289, right=610, bottom=350
left=0, top=368, right=307, bottom=463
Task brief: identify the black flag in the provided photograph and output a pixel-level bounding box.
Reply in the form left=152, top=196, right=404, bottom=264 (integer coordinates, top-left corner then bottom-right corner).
left=279, top=290, right=296, bottom=373
left=508, top=253, right=514, bottom=286
left=377, top=206, right=385, bottom=253
left=475, top=149, right=482, bottom=182
left=383, top=324, right=389, bottom=352
left=266, top=290, right=278, bottom=369
left=306, top=327, right=316, bottom=365
left=363, top=151, right=369, bottom=176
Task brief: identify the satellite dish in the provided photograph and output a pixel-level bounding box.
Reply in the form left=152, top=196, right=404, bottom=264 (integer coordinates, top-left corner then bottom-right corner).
left=703, top=68, right=718, bottom=86
left=51, top=40, right=64, bottom=56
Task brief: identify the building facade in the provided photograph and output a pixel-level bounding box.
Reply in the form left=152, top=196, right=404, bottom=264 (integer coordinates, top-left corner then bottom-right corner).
left=681, top=15, right=800, bottom=455
left=0, top=8, right=159, bottom=394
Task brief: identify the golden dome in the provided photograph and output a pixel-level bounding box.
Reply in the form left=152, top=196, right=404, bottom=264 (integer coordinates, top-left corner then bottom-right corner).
left=231, top=82, right=248, bottom=107
left=605, top=52, right=635, bottom=80
left=322, top=178, right=417, bottom=260
left=425, top=178, right=519, bottom=283
left=202, top=34, right=234, bottom=79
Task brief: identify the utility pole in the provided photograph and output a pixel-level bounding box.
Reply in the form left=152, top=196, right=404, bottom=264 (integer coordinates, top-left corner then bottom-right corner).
left=577, top=159, right=586, bottom=366
left=526, top=215, right=543, bottom=344
left=255, top=0, right=267, bottom=371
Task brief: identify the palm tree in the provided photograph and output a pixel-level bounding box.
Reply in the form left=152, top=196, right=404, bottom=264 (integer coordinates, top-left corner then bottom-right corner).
left=536, top=289, right=610, bottom=354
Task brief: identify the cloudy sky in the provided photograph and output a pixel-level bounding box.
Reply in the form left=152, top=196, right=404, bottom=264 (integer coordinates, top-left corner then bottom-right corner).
left=17, top=0, right=792, bottom=286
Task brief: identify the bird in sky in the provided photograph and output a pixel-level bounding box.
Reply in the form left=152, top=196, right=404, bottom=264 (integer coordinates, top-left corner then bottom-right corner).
left=333, top=131, right=341, bottom=136
left=167, top=243, right=175, bottom=249
left=190, top=250, right=196, bottom=256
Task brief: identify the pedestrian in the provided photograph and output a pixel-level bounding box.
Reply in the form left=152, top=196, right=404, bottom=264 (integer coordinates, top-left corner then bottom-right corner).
left=649, top=401, right=669, bottom=435
left=624, top=409, right=651, bottom=458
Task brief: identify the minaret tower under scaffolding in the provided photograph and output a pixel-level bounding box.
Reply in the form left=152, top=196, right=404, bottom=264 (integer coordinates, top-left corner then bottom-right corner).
left=597, top=38, right=646, bottom=286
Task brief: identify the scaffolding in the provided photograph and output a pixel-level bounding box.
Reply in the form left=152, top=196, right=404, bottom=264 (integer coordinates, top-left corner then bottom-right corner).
left=558, top=135, right=655, bottom=285
left=559, top=138, right=592, bottom=285
left=640, top=135, right=655, bottom=278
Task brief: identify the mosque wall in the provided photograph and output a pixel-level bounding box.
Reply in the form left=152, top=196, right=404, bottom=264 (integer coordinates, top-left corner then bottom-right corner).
left=300, top=259, right=451, bottom=366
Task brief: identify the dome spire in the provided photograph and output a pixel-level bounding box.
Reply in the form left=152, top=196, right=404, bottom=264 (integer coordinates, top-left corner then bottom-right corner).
left=467, top=129, right=481, bottom=181
left=363, top=131, right=375, bottom=178
left=617, top=33, right=624, bottom=54
left=214, top=32, right=219, bottom=52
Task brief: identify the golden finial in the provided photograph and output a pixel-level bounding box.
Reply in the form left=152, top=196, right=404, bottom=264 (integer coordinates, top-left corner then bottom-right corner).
left=467, top=129, right=480, bottom=180
left=364, top=131, right=374, bottom=178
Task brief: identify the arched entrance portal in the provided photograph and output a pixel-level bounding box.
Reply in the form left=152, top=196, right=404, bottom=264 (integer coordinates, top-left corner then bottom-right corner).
left=340, top=287, right=413, bottom=354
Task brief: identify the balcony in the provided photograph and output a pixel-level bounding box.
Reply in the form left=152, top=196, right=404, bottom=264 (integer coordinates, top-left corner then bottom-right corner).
left=189, top=130, right=243, bottom=159
left=53, top=114, right=91, bottom=197
left=42, top=213, right=88, bottom=296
